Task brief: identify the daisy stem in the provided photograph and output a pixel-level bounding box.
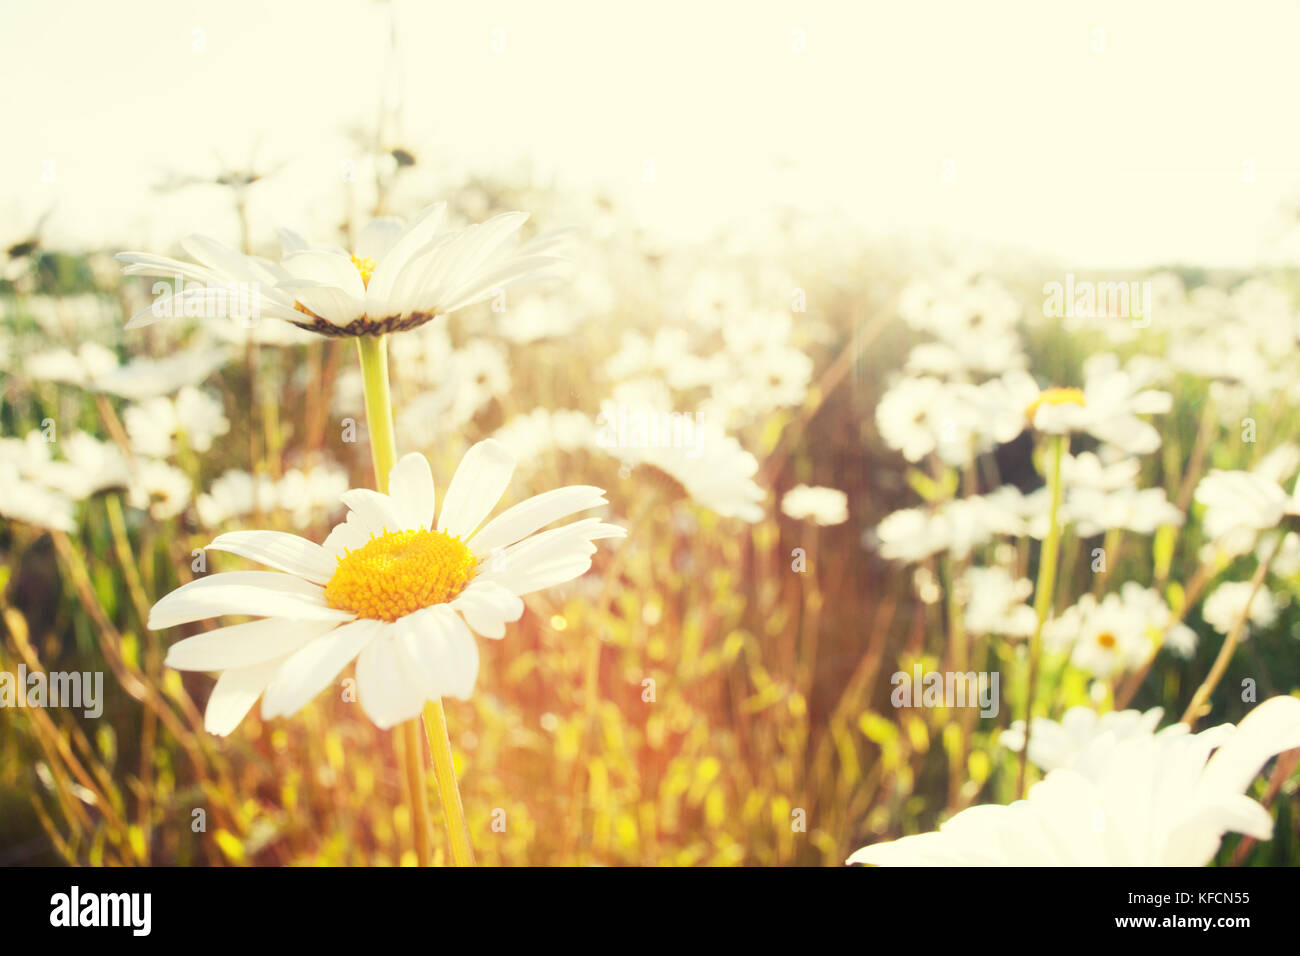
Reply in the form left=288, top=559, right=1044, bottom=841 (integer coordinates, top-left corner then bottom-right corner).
left=423, top=700, right=476, bottom=866
left=1017, top=433, right=1066, bottom=797
left=1180, top=533, right=1281, bottom=728
left=356, top=336, right=398, bottom=488
left=355, top=334, right=474, bottom=867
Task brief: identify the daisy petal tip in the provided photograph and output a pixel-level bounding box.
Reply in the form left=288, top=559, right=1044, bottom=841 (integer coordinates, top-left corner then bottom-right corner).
left=473, top=437, right=517, bottom=468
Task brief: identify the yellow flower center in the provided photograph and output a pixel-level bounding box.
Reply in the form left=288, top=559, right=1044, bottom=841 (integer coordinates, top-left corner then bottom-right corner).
left=1025, top=386, right=1085, bottom=421
left=1096, top=631, right=1117, bottom=649
left=325, top=528, right=477, bottom=622
left=351, top=255, right=377, bottom=288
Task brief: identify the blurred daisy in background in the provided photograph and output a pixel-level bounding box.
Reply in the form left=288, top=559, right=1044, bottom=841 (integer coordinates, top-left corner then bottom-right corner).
left=870, top=491, right=1025, bottom=564
left=1000, top=705, right=1168, bottom=776
left=780, top=485, right=848, bottom=526
left=1202, top=580, right=1280, bottom=638
left=1045, top=582, right=1194, bottom=678
left=26, top=341, right=232, bottom=400
left=989, top=353, right=1172, bottom=454
left=1195, top=468, right=1300, bottom=559
left=124, top=386, right=230, bottom=458
left=961, top=565, right=1036, bottom=638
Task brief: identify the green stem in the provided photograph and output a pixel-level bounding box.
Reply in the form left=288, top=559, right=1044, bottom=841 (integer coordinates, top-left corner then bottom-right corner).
left=354, top=335, right=475, bottom=867
left=356, top=336, right=398, bottom=492
left=1181, top=534, right=1281, bottom=727
left=1017, top=433, right=1065, bottom=796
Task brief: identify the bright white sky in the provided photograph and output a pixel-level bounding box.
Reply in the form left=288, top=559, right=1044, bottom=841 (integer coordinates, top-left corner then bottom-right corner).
left=4, top=0, right=1300, bottom=268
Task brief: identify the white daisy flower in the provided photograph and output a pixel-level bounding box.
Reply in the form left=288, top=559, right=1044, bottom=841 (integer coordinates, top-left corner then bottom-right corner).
left=961, top=565, right=1036, bottom=637
left=1259, top=530, right=1300, bottom=578
left=492, top=408, right=596, bottom=467
left=1195, top=468, right=1300, bottom=557
left=126, top=459, right=192, bottom=521
left=1066, top=485, right=1183, bottom=537
left=876, top=377, right=1015, bottom=467
left=989, top=354, right=1172, bottom=455
left=196, top=470, right=280, bottom=529
left=625, top=422, right=765, bottom=522
left=849, top=695, right=1300, bottom=866
left=0, top=429, right=131, bottom=503
left=594, top=383, right=765, bottom=522
left=0, top=460, right=75, bottom=532
left=870, top=491, right=1025, bottom=564
left=1045, top=583, right=1194, bottom=678
left=1060, top=450, right=1140, bottom=493
left=158, top=441, right=624, bottom=734
left=27, top=342, right=231, bottom=401
left=118, top=203, right=567, bottom=339
left=780, top=485, right=848, bottom=526
left=125, top=386, right=230, bottom=458
left=1202, top=580, right=1279, bottom=638
left=1000, top=705, right=1167, bottom=776
left=26, top=342, right=120, bottom=386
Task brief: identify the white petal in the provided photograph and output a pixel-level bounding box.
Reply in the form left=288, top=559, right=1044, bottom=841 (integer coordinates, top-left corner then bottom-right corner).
left=322, top=509, right=372, bottom=558
left=281, top=250, right=366, bottom=300
left=165, top=617, right=339, bottom=671
left=340, top=487, right=407, bottom=537
left=475, top=518, right=625, bottom=596
left=451, top=580, right=524, bottom=639
left=387, top=453, right=436, bottom=531
left=355, top=216, right=405, bottom=263
left=437, top=439, right=516, bottom=539
left=278, top=228, right=310, bottom=254
left=394, top=606, right=479, bottom=701
left=204, top=658, right=284, bottom=736
left=1202, top=695, right=1300, bottom=794
left=148, top=572, right=352, bottom=629
left=260, top=618, right=385, bottom=720
left=116, top=250, right=224, bottom=284
left=180, top=235, right=257, bottom=281
left=420, top=212, right=528, bottom=300
left=355, top=633, right=427, bottom=728
left=279, top=281, right=363, bottom=326
left=440, top=255, right=567, bottom=314
left=206, top=530, right=335, bottom=585
left=468, top=485, right=607, bottom=557
left=366, top=203, right=448, bottom=301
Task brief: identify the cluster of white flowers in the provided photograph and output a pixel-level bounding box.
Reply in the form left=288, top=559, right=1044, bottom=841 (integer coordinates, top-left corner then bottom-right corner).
left=864, top=266, right=1292, bottom=689
left=195, top=464, right=350, bottom=529
left=1164, top=276, right=1300, bottom=408
left=0, top=429, right=192, bottom=524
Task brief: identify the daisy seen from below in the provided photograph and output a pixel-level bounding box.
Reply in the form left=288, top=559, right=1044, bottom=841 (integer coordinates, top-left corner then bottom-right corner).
left=157, top=440, right=624, bottom=734
left=117, top=202, right=568, bottom=338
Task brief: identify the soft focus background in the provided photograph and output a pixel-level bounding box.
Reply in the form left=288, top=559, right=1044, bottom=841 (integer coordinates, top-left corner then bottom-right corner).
left=2, top=0, right=1300, bottom=866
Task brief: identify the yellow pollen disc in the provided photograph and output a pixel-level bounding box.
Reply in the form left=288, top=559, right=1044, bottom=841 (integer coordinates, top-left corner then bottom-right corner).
left=351, top=255, right=377, bottom=288
left=1096, top=631, right=1117, bottom=649
left=1025, top=386, right=1086, bottom=421
left=325, top=528, right=477, bottom=622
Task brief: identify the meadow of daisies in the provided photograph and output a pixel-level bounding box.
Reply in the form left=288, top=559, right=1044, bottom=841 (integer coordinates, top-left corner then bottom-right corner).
left=2, top=170, right=1300, bottom=867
